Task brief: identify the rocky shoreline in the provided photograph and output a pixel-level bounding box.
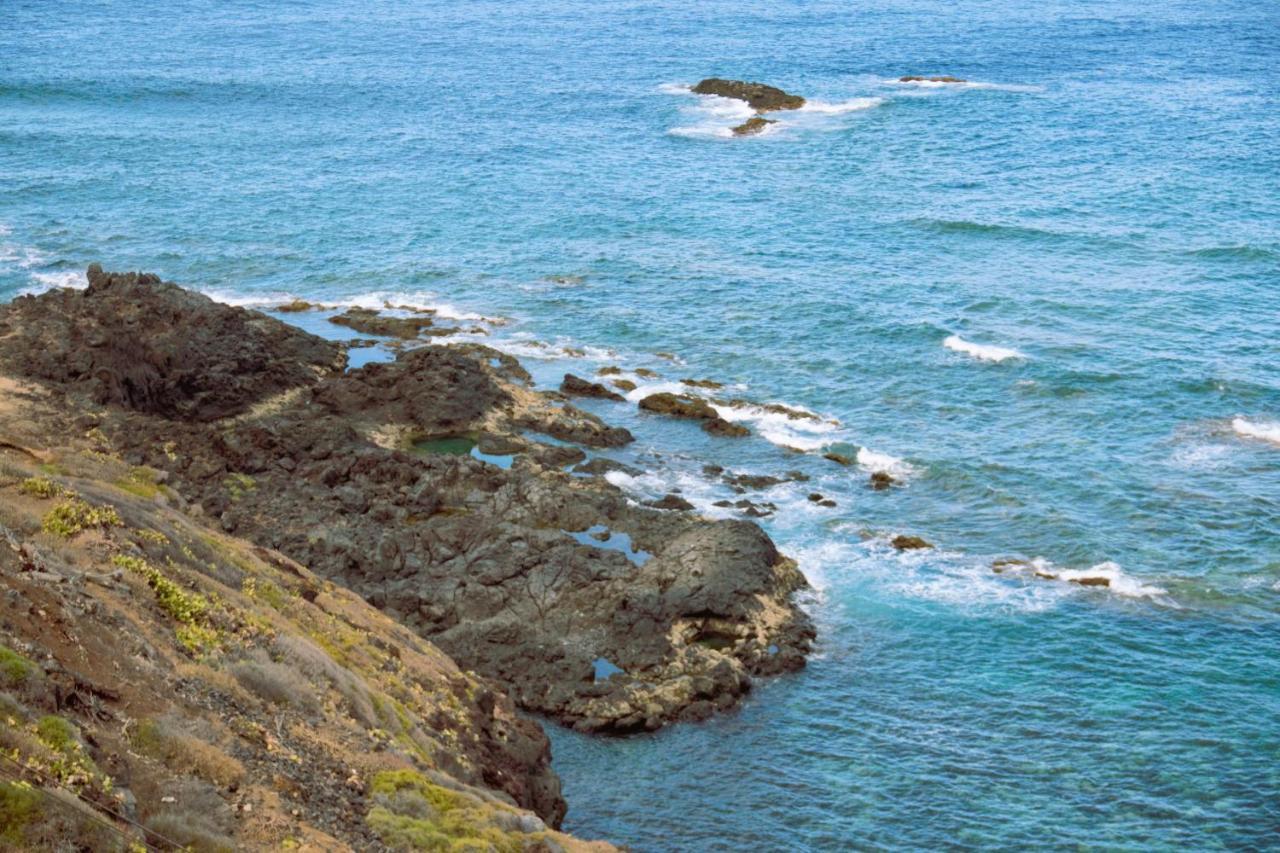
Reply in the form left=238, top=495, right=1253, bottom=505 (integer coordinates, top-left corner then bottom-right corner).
left=0, top=266, right=816, bottom=848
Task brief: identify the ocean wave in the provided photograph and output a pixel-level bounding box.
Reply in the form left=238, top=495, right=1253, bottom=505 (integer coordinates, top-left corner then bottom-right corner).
left=943, top=335, right=1024, bottom=363
left=1186, top=245, right=1278, bottom=263
left=1045, top=559, right=1169, bottom=600
left=856, top=447, right=914, bottom=478
left=24, top=270, right=86, bottom=293
left=798, top=97, right=883, bottom=115
left=710, top=400, right=842, bottom=451
left=1232, top=417, right=1280, bottom=445
left=886, top=78, right=1041, bottom=93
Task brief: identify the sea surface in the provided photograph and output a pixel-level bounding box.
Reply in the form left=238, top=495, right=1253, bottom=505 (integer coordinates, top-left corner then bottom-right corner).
left=3, top=1, right=1279, bottom=848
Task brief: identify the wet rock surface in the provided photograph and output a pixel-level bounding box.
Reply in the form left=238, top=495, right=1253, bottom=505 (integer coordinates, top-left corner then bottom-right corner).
left=328, top=306, right=452, bottom=339
left=731, top=116, right=776, bottom=136
left=561, top=373, right=625, bottom=402
left=692, top=78, right=806, bottom=112
left=0, top=268, right=814, bottom=738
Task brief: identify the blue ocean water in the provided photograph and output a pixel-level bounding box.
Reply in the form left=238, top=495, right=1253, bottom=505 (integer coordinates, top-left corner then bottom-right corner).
left=3, top=1, right=1279, bottom=848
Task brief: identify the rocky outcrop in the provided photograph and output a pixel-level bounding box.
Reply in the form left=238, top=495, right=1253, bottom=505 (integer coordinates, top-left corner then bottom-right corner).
left=0, top=265, right=344, bottom=421
left=0, top=268, right=813, bottom=741
left=561, top=373, right=625, bottom=402
left=731, top=116, right=776, bottom=136
left=329, top=306, right=447, bottom=339
left=692, top=78, right=806, bottom=111
left=639, top=392, right=717, bottom=420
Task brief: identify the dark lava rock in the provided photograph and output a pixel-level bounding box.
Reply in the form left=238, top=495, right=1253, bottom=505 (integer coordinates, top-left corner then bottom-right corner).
left=869, top=471, right=896, bottom=490
left=702, top=417, right=749, bottom=437
left=732, top=116, right=776, bottom=136
left=560, top=373, right=625, bottom=402
left=0, top=265, right=345, bottom=421
left=899, top=75, right=967, bottom=83
left=692, top=78, right=806, bottom=112
left=277, top=298, right=323, bottom=312
left=891, top=535, right=933, bottom=551
left=1070, top=576, right=1111, bottom=588
left=639, top=392, right=717, bottom=420
left=572, top=457, right=642, bottom=478
left=329, top=307, right=441, bottom=339
left=645, top=494, right=695, bottom=512
left=823, top=452, right=853, bottom=466
left=0, top=267, right=813, bottom=740
left=681, top=378, right=724, bottom=390
left=611, top=379, right=637, bottom=392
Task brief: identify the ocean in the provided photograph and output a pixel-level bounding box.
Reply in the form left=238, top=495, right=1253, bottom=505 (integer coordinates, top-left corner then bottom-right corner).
left=3, top=0, right=1278, bottom=848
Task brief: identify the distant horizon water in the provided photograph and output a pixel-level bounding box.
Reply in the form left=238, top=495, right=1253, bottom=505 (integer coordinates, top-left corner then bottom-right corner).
left=3, top=0, right=1279, bottom=848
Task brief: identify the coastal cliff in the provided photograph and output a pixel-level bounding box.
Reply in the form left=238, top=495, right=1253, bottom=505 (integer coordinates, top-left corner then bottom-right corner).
left=0, top=267, right=814, bottom=849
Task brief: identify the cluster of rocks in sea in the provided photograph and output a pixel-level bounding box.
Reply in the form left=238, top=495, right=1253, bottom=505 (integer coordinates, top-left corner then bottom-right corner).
left=0, top=266, right=815, bottom=735
left=691, top=77, right=805, bottom=136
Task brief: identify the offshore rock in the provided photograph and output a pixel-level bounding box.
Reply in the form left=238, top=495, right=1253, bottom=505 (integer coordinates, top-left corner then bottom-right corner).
left=692, top=78, right=806, bottom=112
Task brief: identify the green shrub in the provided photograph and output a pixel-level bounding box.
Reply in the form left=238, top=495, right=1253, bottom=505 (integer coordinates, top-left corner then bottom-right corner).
left=112, top=555, right=209, bottom=624
left=116, top=467, right=163, bottom=499
left=41, top=498, right=123, bottom=537
left=366, top=770, right=523, bottom=852
left=0, top=781, right=41, bottom=844
left=0, top=644, right=36, bottom=688
left=35, top=715, right=78, bottom=753
left=18, top=476, right=68, bottom=499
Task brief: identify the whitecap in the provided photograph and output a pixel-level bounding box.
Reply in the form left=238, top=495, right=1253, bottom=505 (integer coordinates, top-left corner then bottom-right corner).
left=1232, top=417, right=1280, bottom=446
left=23, top=270, right=86, bottom=294
left=856, top=447, right=915, bottom=478
left=943, top=334, right=1025, bottom=363
left=886, top=78, right=1041, bottom=93
left=1053, top=560, right=1169, bottom=600
left=798, top=97, right=883, bottom=114
left=709, top=400, right=843, bottom=451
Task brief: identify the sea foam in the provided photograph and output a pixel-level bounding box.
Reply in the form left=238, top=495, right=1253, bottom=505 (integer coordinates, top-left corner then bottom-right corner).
left=944, top=334, right=1024, bottom=363
left=1232, top=417, right=1280, bottom=445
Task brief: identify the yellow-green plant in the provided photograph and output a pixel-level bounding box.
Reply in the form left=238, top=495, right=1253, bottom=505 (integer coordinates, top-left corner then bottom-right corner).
left=41, top=498, right=123, bottom=537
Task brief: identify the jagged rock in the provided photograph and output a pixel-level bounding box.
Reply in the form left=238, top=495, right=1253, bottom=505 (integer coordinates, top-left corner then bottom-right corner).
left=692, top=78, right=806, bottom=111
left=703, top=418, right=749, bottom=437
left=823, top=452, right=852, bottom=466
left=561, top=374, right=625, bottom=402
left=891, top=535, right=933, bottom=551
left=328, top=307, right=442, bottom=339
left=645, top=494, right=695, bottom=511
left=869, top=471, right=895, bottom=490
left=0, top=267, right=812, bottom=742
left=639, top=393, right=717, bottom=420
left=732, top=116, right=776, bottom=136
left=0, top=266, right=344, bottom=421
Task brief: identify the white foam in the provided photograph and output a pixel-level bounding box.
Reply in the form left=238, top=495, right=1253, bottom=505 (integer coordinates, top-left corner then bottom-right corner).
left=1232, top=417, right=1280, bottom=445
left=199, top=289, right=293, bottom=308
left=23, top=270, right=86, bottom=293
left=856, top=447, right=915, bottom=478
left=944, top=334, right=1024, bottom=363
left=799, top=97, right=883, bottom=114
left=709, top=400, right=843, bottom=451
left=1053, top=560, right=1169, bottom=600
left=886, top=78, right=1041, bottom=93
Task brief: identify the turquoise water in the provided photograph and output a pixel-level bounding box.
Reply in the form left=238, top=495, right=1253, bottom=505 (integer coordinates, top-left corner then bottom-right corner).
left=3, top=1, right=1279, bottom=848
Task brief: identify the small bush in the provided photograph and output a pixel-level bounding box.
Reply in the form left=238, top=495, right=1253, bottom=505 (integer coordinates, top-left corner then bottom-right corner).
left=112, top=555, right=209, bottom=624
left=35, top=715, right=78, bottom=753
left=41, top=498, right=123, bottom=537
left=131, top=718, right=245, bottom=789
left=0, top=644, right=36, bottom=688
left=116, top=467, right=163, bottom=499
left=0, top=781, right=40, bottom=844
left=223, top=473, right=256, bottom=502
left=135, top=528, right=170, bottom=546
left=230, top=655, right=319, bottom=715
left=366, top=770, right=524, bottom=852
left=18, top=476, right=69, bottom=499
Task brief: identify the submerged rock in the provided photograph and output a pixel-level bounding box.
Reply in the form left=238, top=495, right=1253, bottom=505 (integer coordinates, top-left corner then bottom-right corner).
left=899, top=75, right=967, bottom=83
left=692, top=78, right=806, bottom=112
left=732, top=116, right=776, bottom=136
left=823, top=452, right=853, bottom=466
